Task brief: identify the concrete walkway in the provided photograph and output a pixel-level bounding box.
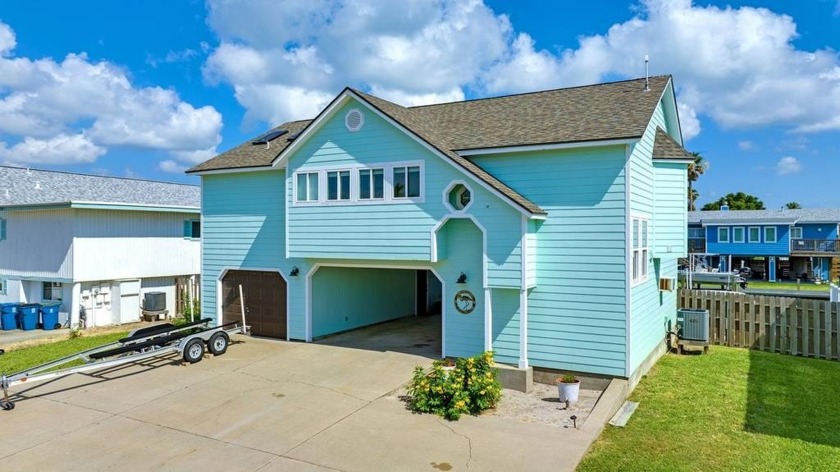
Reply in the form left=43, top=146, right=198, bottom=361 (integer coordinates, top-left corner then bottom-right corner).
left=0, top=330, right=606, bottom=471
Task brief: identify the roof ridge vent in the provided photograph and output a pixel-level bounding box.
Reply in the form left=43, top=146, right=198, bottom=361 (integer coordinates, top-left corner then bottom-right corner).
left=35, top=181, right=41, bottom=190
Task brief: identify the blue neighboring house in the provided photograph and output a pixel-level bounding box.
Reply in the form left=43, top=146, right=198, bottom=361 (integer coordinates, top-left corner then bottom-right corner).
left=688, top=209, right=840, bottom=282
left=188, top=76, right=692, bottom=382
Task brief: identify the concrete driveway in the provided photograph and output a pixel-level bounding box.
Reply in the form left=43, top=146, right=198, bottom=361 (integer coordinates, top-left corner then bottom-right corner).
left=1, top=329, right=604, bottom=471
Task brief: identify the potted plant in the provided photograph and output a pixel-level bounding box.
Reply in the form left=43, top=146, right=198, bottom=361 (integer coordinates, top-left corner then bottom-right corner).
left=556, top=373, right=580, bottom=405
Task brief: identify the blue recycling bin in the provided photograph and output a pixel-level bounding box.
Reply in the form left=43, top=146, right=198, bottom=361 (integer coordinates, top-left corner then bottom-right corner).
left=41, top=303, right=61, bottom=330
left=1, top=303, right=19, bottom=330
left=19, top=304, right=41, bottom=331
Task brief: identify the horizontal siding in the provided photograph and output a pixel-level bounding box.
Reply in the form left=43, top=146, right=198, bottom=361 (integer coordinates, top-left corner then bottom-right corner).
left=653, top=163, right=688, bottom=257
left=471, top=146, right=628, bottom=376
left=0, top=209, right=73, bottom=280
left=706, top=224, right=790, bottom=256
left=491, top=288, right=520, bottom=365
left=311, top=267, right=415, bottom=337
left=200, top=171, right=298, bottom=333
left=286, top=100, right=523, bottom=288
left=73, top=209, right=200, bottom=282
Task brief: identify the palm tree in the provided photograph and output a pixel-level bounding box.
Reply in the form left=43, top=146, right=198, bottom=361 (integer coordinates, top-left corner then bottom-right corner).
left=688, top=188, right=700, bottom=211
left=687, top=152, right=708, bottom=211
left=785, top=201, right=802, bottom=209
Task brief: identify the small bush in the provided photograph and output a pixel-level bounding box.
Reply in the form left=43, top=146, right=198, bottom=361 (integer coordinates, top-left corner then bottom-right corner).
left=408, top=351, right=502, bottom=421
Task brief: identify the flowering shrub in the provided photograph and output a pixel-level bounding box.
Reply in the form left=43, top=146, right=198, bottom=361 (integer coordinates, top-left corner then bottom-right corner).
left=407, top=351, right=502, bottom=421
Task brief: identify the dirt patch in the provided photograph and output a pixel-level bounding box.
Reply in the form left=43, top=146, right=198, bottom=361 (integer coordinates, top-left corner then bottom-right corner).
left=486, top=382, right=602, bottom=428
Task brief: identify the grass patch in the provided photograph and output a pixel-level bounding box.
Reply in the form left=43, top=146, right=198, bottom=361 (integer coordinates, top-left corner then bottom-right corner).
left=0, top=331, right=128, bottom=374
left=578, top=347, right=840, bottom=471
left=748, top=281, right=829, bottom=292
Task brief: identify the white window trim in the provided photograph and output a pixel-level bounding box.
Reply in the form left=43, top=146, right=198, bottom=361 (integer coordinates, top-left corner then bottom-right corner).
left=790, top=226, right=803, bottom=239
left=764, top=226, right=777, bottom=243
left=391, top=164, right=423, bottom=200
left=291, top=160, right=425, bottom=207
left=631, top=215, right=650, bottom=286
left=326, top=169, right=353, bottom=202
left=358, top=167, right=385, bottom=201
left=748, top=226, right=761, bottom=243
left=294, top=171, right=320, bottom=203
left=718, top=227, right=730, bottom=243
left=733, top=226, right=745, bottom=243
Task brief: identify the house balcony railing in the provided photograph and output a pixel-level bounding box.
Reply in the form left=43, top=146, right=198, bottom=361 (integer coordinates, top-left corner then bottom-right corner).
left=790, top=238, right=840, bottom=254
left=688, top=238, right=706, bottom=253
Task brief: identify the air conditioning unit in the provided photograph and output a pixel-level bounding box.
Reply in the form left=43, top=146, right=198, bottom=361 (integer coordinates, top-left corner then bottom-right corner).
left=677, top=308, right=709, bottom=342
left=659, top=277, right=675, bottom=292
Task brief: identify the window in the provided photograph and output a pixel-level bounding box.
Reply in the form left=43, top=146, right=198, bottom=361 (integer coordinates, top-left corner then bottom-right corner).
left=393, top=166, right=421, bottom=198
left=296, top=172, right=319, bottom=202
left=733, top=227, right=745, bottom=243
left=0, top=279, right=6, bottom=295
left=688, top=227, right=704, bottom=238
left=358, top=168, right=384, bottom=200
left=790, top=226, right=803, bottom=239
left=764, top=226, right=777, bottom=243
left=718, top=227, right=730, bottom=243
left=0, top=217, right=5, bottom=241
left=43, top=282, right=62, bottom=301
left=748, top=227, right=760, bottom=243
left=632, top=217, right=649, bottom=284
left=183, top=219, right=200, bottom=239
left=327, top=170, right=351, bottom=201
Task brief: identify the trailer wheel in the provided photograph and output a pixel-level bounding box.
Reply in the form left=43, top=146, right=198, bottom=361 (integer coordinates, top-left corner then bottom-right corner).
left=183, top=338, right=205, bottom=364
left=207, top=332, right=229, bottom=356
left=1, top=400, right=14, bottom=410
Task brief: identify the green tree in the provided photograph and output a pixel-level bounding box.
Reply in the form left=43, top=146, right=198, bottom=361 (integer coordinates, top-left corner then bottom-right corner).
left=785, top=201, right=802, bottom=209
left=687, top=152, right=707, bottom=211
left=701, top=192, right=766, bottom=211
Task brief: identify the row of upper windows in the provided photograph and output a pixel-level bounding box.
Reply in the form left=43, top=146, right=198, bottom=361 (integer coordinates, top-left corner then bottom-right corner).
left=294, top=162, right=423, bottom=204
left=716, top=226, right=777, bottom=244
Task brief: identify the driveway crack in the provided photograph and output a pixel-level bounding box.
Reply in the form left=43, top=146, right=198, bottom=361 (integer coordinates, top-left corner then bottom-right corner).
left=437, top=419, right=473, bottom=469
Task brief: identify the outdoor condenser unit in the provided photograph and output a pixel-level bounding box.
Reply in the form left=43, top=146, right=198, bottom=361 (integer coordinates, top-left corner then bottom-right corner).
left=677, top=308, right=709, bottom=342
left=144, top=292, right=166, bottom=312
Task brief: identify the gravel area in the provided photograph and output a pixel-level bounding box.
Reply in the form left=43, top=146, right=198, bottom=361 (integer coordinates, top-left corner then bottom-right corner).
left=485, top=382, right=603, bottom=429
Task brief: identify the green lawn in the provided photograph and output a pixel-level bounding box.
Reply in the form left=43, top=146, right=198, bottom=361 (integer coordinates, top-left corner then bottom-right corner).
left=0, top=331, right=128, bottom=374
left=578, top=347, right=840, bottom=471
left=747, top=281, right=829, bottom=292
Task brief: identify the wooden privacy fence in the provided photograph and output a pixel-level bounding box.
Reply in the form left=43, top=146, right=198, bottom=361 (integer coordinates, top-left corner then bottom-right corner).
left=678, top=289, right=840, bottom=360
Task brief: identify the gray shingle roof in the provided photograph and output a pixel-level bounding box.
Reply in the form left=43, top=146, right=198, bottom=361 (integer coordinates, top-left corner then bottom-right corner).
left=652, top=127, right=692, bottom=160
left=689, top=209, right=840, bottom=224
left=187, top=120, right=311, bottom=173
left=189, top=75, right=676, bottom=215
left=0, top=166, right=199, bottom=209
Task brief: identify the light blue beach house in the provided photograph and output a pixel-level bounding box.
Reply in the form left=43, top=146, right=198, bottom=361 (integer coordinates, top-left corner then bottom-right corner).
left=188, top=76, right=692, bottom=381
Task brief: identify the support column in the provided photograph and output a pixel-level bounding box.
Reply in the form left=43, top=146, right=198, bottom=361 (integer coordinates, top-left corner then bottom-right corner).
left=484, top=287, right=492, bottom=352
left=518, top=289, right=528, bottom=368
left=70, top=282, right=81, bottom=329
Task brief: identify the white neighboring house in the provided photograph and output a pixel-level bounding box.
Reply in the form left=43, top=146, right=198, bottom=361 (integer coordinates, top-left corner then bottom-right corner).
left=0, top=166, right=201, bottom=328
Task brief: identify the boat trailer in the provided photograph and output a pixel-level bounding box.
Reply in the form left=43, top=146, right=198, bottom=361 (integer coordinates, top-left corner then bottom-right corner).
left=0, top=317, right=249, bottom=411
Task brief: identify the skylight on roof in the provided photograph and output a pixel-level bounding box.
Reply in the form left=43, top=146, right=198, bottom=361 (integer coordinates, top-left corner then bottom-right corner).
left=286, top=131, right=302, bottom=141
left=251, top=129, right=288, bottom=145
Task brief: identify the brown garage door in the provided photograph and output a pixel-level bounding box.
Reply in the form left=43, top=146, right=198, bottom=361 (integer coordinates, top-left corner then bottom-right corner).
left=222, top=270, right=287, bottom=339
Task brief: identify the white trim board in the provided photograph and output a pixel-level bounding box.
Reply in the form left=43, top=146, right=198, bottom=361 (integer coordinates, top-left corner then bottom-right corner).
left=455, top=138, right=638, bottom=157
left=429, top=214, right=489, bottom=289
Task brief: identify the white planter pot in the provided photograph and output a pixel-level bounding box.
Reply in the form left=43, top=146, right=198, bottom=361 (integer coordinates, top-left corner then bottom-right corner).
left=558, top=380, right=580, bottom=404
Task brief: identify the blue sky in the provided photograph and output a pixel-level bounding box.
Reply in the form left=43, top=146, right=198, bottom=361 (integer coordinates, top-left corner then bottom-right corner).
left=0, top=0, right=838, bottom=209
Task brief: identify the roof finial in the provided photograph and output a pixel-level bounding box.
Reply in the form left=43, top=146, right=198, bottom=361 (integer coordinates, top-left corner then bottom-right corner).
left=644, top=55, right=650, bottom=92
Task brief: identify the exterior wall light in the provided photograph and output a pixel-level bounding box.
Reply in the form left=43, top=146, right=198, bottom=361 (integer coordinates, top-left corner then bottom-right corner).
left=456, top=272, right=467, bottom=284
left=290, top=266, right=300, bottom=277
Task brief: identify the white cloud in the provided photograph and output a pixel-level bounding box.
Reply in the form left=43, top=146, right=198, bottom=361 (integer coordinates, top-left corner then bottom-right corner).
left=202, top=0, right=840, bottom=145
left=0, top=133, right=106, bottom=165
left=738, top=140, right=753, bottom=150
left=0, top=21, right=222, bottom=167
left=203, top=0, right=511, bottom=124
left=776, top=156, right=802, bottom=175
left=158, top=160, right=189, bottom=173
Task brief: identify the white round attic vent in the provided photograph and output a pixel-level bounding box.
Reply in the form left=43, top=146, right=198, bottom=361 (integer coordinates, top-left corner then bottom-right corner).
left=345, top=109, right=364, bottom=132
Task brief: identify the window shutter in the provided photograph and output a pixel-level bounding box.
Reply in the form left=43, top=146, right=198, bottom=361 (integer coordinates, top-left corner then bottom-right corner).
left=0, top=218, right=6, bottom=241
left=183, top=220, right=192, bottom=238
